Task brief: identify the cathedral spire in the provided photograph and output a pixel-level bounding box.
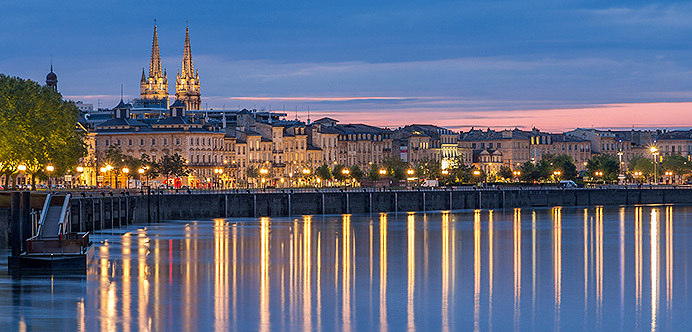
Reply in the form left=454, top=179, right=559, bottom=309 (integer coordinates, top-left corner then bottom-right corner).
left=181, top=26, right=194, bottom=77
left=140, top=21, right=169, bottom=104
left=149, top=23, right=162, bottom=78
left=175, top=25, right=201, bottom=110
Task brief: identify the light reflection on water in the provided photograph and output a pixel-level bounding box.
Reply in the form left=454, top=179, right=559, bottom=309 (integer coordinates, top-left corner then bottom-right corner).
left=1, top=205, right=691, bottom=331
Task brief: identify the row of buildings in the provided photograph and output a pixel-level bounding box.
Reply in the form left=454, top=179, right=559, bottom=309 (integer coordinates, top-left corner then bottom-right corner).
left=83, top=95, right=688, bottom=187
left=47, top=24, right=692, bottom=187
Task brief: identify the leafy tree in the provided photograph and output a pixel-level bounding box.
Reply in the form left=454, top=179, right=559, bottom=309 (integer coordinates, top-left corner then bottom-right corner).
left=159, top=153, right=189, bottom=182
left=382, top=155, right=408, bottom=181
left=368, top=164, right=382, bottom=181
left=629, top=156, right=654, bottom=179
left=661, top=154, right=692, bottom=176
left=0, top=74, right=86, bottom=189
left=350, top=165, right=364, bottom=182
left=498, top=165, right=513, bottom=180
left=586, top=154, right=620, bottom=182
left=546, top=154, right=578, bottom=180
left=415, top=159, right=441, bottom=180
left=315, top=163, right=332, bottom=181
left=333, top=164, right=348, bottom=182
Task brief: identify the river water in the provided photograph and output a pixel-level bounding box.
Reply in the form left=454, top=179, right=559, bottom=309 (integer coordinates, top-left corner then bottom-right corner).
left=1, top=205, right=691, bottom=331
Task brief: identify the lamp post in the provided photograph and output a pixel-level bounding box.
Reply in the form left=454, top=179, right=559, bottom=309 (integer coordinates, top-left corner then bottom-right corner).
left=650, top=146, right=659, bottom=184
left=105, top=164, right=114, bottom=188
left=260, top=168, right=269, bottom=188
left=76, top=166, right=84, bottom=187
left=553, top=170, right=561, bottom=182
left=17, top=164, right=27, bottom=189
left=342, top=168, right=351, bottom=186
left=513, top=170, right=521, bottom=182
left=122, top=168, right=130, bottom=189
left=138, top=168, right=145, bottom=188
left=46, top=165, right=54, bottom=190
left=214, top=168, right=224, bottom=189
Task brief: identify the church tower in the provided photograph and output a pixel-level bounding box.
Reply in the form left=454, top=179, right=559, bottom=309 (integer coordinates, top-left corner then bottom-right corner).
left=140, top=23, right=169, bottom=104
left=46, top=63, right=58, bottom=91
left=175, top=26, right=201, bottom=110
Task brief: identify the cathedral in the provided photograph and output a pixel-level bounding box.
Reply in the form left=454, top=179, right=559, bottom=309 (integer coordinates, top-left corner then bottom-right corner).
left=139, top=23, right=201, bottom=110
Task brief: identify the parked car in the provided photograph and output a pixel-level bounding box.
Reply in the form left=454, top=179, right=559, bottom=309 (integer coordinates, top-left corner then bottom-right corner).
left=559, top=180, right=578, bottom=188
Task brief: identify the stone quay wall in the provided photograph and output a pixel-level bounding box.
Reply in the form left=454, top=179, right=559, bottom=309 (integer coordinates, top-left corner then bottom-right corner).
left=2, top=188, right=692, bottom=247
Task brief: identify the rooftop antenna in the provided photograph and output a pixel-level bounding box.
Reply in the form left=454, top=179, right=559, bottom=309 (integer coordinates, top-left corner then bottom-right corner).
left=120, top=84, right=124, bottom=101
left=307, top=106, right=311, bottom=125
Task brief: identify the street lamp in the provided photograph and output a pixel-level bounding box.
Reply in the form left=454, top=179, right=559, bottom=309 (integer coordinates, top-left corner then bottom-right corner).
left=650, top=146, right=659, bottom=183
left=214, top=168, right=224, bottom=188
left=553, top=170, right=561, bottom=181
left=260, top=168, right=269, bottom=188
left=379, top=169, right=387, bottom=175
left=46, top=165, right=54, bottom=189
left=122, top=167, right=130, bottom=189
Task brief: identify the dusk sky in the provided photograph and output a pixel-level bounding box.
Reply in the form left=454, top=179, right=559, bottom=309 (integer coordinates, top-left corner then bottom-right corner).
left=2, top=0, right=692, bottom=132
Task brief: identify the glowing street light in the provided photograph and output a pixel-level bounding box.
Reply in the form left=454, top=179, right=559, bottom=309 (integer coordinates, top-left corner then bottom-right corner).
left=76, top=166, right=84, bottom=173
left=342, top=168, right=350, bottom=175
left=650, top=146, right=659, bottom=183
left=302, top=168, right=311, bottom=175
left=18, top=165, right=27, bottom=171
left=46, top=165, right=54, bottom=172
left=379, top=169, right=387, bottom=175
left=473, top=170, right=481, bottom=176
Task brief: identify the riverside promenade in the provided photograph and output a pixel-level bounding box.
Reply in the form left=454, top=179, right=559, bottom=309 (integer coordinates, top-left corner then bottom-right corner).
left=2, top=186, right=692, bottom=246
left=66, top=186, right=692, bottom=233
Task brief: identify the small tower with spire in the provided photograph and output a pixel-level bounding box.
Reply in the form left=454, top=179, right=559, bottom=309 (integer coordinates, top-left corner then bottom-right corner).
left=140, top=21, right=169, bottom=105
left=175, top=25, right=201, bottom=110
left=46, top=63, right=58, bottom=91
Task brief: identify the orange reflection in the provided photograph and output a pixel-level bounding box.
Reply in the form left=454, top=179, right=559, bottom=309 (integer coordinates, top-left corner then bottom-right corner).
left=513, top=208, right=522, bottom=330
left=98, top=242, right=115, bottom=332
left=488, top=210, right=494, bottom=328
left=232, top=225, right=238, bottom=331
left=407, top=213, right=416, bottom=332
left=441, top=211, right=452, bottom=332
left=138, top=230, right=150, bottom=332
left=552, top=207, right=562, bottom=331
left=595, top=207, right=604, bottom=326
left=650, top=208, right=660, bottom=332
left=473, top=210, right=481, bottom=332
left=532, top=211, right=537, bottom=326
left=214, top=219, right=230, bottom=331
left=342, top=214, right=352, bottom=331
left=260, top=217, right=271, bottom=332
left=122, top=233, right=132, bottom=332
left=635, top=206, right=643, bottom=327
left=302, top=216, right=312, bottom=332
left=583, top=208, right=589, bottom=320
left=665, top=206, right=673, bottom=318
left=379, top=213, right=388, bottom=332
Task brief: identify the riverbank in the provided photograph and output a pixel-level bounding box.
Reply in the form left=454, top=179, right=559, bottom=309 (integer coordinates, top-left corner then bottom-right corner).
left=2, top=187, right=692, bottom=247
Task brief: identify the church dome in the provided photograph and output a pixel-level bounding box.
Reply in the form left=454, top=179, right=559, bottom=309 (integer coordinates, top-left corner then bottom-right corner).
left=46, top=66, right=58, bottom=87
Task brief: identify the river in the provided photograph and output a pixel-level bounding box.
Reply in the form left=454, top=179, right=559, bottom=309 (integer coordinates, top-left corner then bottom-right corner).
left=1, top=205, right=690, bottom=331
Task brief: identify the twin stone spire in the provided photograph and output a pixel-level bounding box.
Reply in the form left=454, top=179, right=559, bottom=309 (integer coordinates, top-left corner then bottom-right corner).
left=140, top=23, right=201, bottom=110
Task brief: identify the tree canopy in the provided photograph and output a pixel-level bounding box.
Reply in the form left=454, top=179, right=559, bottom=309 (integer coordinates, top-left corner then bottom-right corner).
left=0, top=74, right=86, bottom=189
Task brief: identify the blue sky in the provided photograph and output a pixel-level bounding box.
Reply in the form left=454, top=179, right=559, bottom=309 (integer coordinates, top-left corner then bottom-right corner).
left=2, top=0, right=692, bottom=130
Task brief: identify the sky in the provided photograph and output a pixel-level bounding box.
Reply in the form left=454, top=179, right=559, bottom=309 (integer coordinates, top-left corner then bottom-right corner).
left=1, top=0, right=692, bottom=132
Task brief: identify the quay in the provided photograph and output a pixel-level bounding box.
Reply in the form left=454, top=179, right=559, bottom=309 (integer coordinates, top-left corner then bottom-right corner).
left=3, top=186, right=692, bottom=248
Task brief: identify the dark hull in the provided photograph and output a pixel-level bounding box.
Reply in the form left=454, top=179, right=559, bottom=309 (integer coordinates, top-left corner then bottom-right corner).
left=9, top=245, right=94, bottom=274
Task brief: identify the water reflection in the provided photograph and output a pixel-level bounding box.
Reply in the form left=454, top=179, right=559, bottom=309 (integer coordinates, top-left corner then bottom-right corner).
left=1, top=205, right=690, bottom=331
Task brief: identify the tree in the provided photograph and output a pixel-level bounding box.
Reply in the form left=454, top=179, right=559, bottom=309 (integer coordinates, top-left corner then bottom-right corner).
left=629, top=156, right=654, bottom=179
left=350, top=165, right=364, bottom=183
left=382, top=155, right=408, bottom=181
left=315, top=164, right=332, bottom=181
left=415, top=159, right=441, bottom=180
left=498, top=165, right=513, bottom=180
left=546, top=154, right=578, bottom=180
left=661, top=154, right=692, bottom=176
left=586, top=154, right=620, bottom=182
left=333, top=164, right=347, bottom=182
left=368, top=164, right=382, bottom=181
left=0, top=74, right=87, bottom=190
left=159, top=153, right=189, bottom=185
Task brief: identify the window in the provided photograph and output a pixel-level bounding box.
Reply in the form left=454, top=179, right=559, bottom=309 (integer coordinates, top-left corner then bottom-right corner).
left=176, top=138, right=181, bottom=145
left=128, top=139, right=133, bottom=146
left=152, top=139, right=156, bottom=146
left=116, top=139, right=121, bottom=145
left=140, top=139, right=145, bottom=146
left=163, top=138, right=168, bottom=146
left=497, top=143, right=501, bottom=148
left=190, top=138, right=194, bottom=145
left=105, top=139, right=110, bottom=146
